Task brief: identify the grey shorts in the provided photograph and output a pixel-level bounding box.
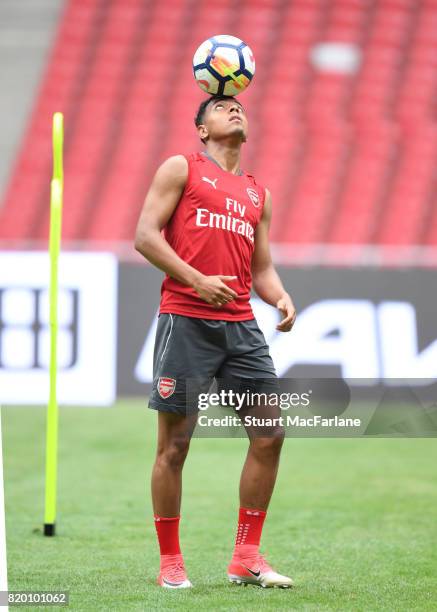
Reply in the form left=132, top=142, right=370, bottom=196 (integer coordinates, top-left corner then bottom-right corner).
left=148, top=314, right=277, bottom=415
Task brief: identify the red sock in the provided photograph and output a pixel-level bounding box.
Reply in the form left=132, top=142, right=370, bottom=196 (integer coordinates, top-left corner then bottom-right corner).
left=234, top=507, right=266, bottom=553
left=154, top=515, right=181, bottom=556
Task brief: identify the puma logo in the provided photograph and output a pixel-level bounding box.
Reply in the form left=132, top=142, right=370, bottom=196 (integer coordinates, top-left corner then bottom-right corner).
left=202, top=176, right=218, bottom=189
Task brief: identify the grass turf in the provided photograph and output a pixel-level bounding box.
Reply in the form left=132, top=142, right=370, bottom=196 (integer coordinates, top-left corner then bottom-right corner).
left=2, top=400, right=437, bottom=611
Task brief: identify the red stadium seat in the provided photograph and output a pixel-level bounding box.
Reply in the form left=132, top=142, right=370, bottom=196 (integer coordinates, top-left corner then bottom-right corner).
left=1, top=0, right=436, bottom=249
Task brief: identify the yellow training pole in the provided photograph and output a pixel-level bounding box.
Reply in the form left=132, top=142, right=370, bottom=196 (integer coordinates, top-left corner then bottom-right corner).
left=44, top=113, right=64, bottom=536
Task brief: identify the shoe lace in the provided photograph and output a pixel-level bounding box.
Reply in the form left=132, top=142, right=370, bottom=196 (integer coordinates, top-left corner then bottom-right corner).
left=240, top=550, right=273, bottom=574
left=161, top=555, right=186, bottom=583
left=255, top=552, right=273, bottom=573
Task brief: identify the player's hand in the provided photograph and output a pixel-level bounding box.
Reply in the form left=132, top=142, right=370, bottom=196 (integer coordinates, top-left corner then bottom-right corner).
left=276, top=294, right=296, bottom=332
left=192, top=275, right=238, bottom=307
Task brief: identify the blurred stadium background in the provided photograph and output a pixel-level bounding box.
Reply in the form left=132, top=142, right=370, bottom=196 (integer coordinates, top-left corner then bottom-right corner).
left=1, top=0, right=437, bottom=255
left=1, top=0, right=437, bottom=404
left=1, top=1, right=437, bottom=608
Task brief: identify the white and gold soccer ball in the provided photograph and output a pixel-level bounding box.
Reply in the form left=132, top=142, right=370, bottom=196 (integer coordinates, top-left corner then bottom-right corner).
left=193, top=35, right=255, bottom=97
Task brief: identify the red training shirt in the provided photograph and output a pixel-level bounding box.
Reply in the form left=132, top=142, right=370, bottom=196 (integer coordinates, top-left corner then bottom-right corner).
left=159, top=152, right=266, bottom=321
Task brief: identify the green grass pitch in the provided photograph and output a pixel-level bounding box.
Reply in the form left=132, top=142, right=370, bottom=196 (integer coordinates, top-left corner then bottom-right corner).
left=2, top=400, right=437, bottom=611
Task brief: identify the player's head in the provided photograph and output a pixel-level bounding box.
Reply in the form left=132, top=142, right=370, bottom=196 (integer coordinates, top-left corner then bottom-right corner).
left=194, top=95, right=248, bottom=145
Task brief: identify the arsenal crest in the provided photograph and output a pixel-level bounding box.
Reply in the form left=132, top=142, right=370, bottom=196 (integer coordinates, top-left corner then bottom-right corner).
left=246, top=187, right=260, bottom=208
left=158, top=377, right=176, bottom=399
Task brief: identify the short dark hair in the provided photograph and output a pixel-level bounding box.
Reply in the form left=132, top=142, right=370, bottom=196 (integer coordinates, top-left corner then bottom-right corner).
left=194, top=95, right=243, bottom=127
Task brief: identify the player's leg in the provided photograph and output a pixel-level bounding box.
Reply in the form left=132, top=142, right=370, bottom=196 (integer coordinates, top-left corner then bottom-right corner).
left=219, top=319, right=293, bottom=588
left=148, top=314, right=226, bottom=588
left=152, top=411, right=197, bottom=588
left=240, top=406, right=284, bottom=512
left=152, top=411, right=197, bottom=517
left=227, top=418, right=292, bottom=588
left=239, top=422, right=284, bottom=511
left=228, top=408, right=292, bottom=587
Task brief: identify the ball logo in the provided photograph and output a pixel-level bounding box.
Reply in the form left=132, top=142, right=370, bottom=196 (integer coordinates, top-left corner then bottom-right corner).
left=158, top=377, right=176, bottom=399
left=247, top=188, right=260, bottom=208
left=193, top=35, right=255, bottom=96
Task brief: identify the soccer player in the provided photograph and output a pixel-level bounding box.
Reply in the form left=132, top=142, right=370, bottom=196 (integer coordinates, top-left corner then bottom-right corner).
left=135, top=95, right=296, bottom=589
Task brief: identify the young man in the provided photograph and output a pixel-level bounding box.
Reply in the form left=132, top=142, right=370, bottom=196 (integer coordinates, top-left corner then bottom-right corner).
left=135, top=95, right=296, bottom=589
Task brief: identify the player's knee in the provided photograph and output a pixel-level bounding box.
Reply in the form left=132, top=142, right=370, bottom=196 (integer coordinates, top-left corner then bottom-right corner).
left=250, top=430, right=285, bottom=458
left=157, top=437, right=190, bottom=469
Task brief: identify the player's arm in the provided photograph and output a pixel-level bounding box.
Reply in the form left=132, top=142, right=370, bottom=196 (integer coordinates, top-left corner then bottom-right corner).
left=134, top=155, right=238, bottom=307
left=251, top=189, right=296, bottom=332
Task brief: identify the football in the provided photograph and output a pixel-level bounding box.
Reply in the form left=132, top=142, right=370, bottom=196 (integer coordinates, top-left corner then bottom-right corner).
left=193, top=35, right=255, bottom=96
